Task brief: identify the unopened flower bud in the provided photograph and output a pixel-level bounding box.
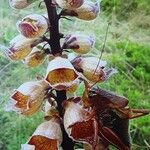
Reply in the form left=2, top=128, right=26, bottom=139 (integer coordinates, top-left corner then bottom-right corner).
left=75, top=1, right=100, bottom=21
left=9, top=0, right=37, bottom=9
left=45, top=57, right=79, bottom=90
left=21, top=117, right=62, bottom=150
left=5, top=35, right=39, bottom=60
left=17, top=14, right=48, bottom=38
left=63, top=98, right=98, bottom=148
left=8, top=80, right=49, bottom=116
left=63, top=34, right=95, bottom=54
left=44, top=101, right=59, bottom=121
left=56, top=0, right=84, bottom=9
left=72, top=57, right=116, bottom=83
left=23, top=47, right=47, bottom=67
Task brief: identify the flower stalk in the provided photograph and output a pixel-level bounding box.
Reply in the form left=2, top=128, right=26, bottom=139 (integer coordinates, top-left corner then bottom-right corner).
left=44, top=0, right=74, bottom=149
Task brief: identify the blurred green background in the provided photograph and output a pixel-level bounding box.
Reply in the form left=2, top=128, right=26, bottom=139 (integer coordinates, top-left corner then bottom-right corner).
left=0, top=0, right=150, bottom=149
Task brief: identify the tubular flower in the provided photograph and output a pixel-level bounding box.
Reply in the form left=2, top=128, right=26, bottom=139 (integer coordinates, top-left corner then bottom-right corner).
left=56, top=0, right=84, bottom=10
left=9, top=0, right=37, bottom=9
left=9, top=80, right=49, bottom=116
left=5, top=35, right=38, bottom=60
left=23, top=47, right=47, bottom=67
left=21, top=117, right=62, bottom=150
left=63, top=34, right=95, bottom=54
left=63, top=98, right=99, bottom=149
left=72, top=56, right=117, bottom=83
left=17, top=14, right=48, bottom=38
left=74, top=1, right=100, bottom=21
left=45, top=57, right=79, bottom=90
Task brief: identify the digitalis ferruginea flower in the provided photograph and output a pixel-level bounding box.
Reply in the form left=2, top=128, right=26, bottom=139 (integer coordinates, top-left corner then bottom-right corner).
left=56, top=0, right=84, bottom=10
left=5, top=35, right=39, bottom=60
left=45, top=57, right=79, bottom=91
left=72, top=56, right=117, bottom=83
left=17, top=14, right=48, bottom=38
left=23, top=46, right=47, bottom=67
left=21, top=117, right=62, bottom=150
left=76, top=1, right=100, bottom=20
left=63, top=34, right=95, bottom=54
left=63, top=98, right=99, bottom=149
left=8, top=80, right=49, bottom=116
left=9, top=0, right=38, bottom=9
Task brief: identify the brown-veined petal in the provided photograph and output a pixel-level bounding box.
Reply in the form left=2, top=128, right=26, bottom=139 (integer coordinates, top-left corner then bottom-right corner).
left=66, top=80, right=79, bottom=94
left=21, top=117, right=62, bottom=150
left=45, top=57, right=79, bottom=90
left=74, top=1, right=100, bottom=21
left=17, top=14, right=48, bottom=38
left=63, top=98, right=99, bottom=149
left=63, top=34, right=95, bottom=54
left=9, top=0, right=38, bottom=9
left=5, top=35, right=39, bottom=60
left=8, top=80, right=49, bottom=116
left=72, top=56, right=117, bottom=83
left=23, top=47, right=47, bottom=67
left=56, top=0, right=84, bottom=10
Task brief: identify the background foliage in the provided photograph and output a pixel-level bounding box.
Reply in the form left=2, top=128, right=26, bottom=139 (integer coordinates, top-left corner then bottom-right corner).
left=0, top=0, right=150, bottom=149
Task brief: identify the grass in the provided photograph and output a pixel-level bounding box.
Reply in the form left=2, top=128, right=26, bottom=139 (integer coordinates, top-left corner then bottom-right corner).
left=0, top=0, right=150, bottom=149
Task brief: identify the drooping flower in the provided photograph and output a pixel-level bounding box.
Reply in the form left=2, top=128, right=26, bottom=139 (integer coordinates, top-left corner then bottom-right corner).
left=9, top=0, right=37, bottom=9
left=72, top=56, right=117, bottom=83
left=17, top=14, right=48, bottom=38
left=23, top=46, right=47, bottom=67
left=63, top=98, right=99, bottom=149
left=62, top=1, right=100, bottom=21
left=63, top=34, right=95, bottom=54
left=21, top=117, right=62, bottom=150
left=4, top=35, right=39, bottom=60
left=45, top=57, right=79, bottom=90
left=8, top=80, right=49, bottom=116
left=75, top=1, right=100, bottom=20
left=56, top=0, right=84, bottom=10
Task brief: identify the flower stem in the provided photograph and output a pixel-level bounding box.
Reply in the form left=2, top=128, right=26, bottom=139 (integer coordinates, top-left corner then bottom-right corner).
left=44, top=0, right=74, bottom=149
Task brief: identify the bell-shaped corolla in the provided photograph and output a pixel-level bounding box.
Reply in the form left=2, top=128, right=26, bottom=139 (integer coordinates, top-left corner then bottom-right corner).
left=45, top=57, right=79, bottom=91
left=76, top=1, right=100, bottom=20
left=21, top=117, right=62, bottom=150
left=23, top=46, right=47, bottom=67
left=9, top=0, right=37, bottom=9
left=63, top=34, right=95, bottom=54
left=8, top=80, right=49, bottom=116
left=4, top=35, right=39, bottom=60
left=17, top=14, right=48, bottom=38
left=72, top=56, right=117, bottom=83
left=56, top=0, right=84, bottom=10
left=63, top=98, right=99, bottom=149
